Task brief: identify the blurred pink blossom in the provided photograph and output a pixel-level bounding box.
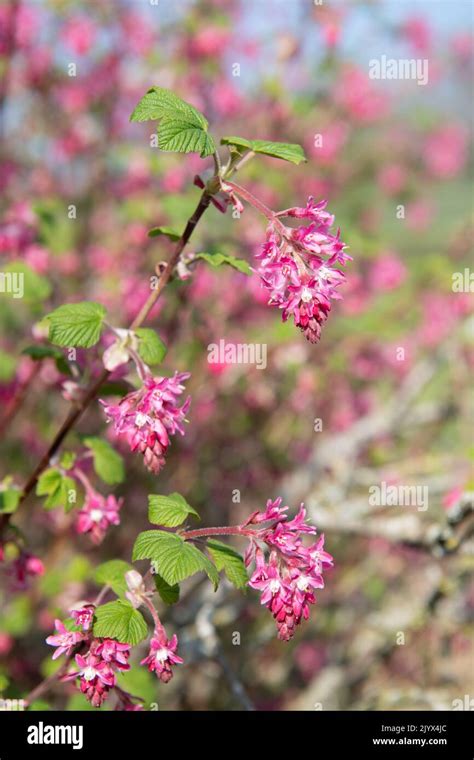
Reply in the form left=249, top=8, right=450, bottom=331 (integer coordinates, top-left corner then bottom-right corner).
left=423, top=125, right=468, bottom=178
left=61, top=16, right=97, bottom=55
left=401, top=17, right=431, bottom=54
left=369, top=253, right=407, bottom=291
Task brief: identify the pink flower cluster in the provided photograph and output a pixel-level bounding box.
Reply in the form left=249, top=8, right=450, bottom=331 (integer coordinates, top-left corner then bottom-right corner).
left=46, top=609, right=133, bottom=708
left=141, top=630, right=183, bottom=683
left=64, top=639, right=131, bottom=707
left=101, top=372, right=190, bottom=474
left=255, top=198, right=350, bottom=343
left=245, top=498, right=333, bottom=640
left=46, top=599, right=183, bottom=706
left=75, top=489, right=122, bottom=545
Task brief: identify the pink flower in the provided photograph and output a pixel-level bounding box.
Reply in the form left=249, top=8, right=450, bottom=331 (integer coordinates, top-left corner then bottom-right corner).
left=249, top=553, right=289, bottom=613
left=255, top=199, right=350, bottom=343
left=251, top=497, right=288, bottom=524
left=94, top=639, right=130, bottom=671
left=75, top=491, right=122, bottom=544
left=64, top=648, right=116, bottom=708
left=309, top=534, right=334, bottom=571
left=101, top=372, right=190, bottom=474
left=61, top=638, right=132, bottom=708
left=46, top=619, right=86, bottom=660
left=245, top=499, right=333, bottom=640
left=285, top=504, right=318, bottom=536
left=141, top=632, right=183, bottom=683
left=70, top=604, right=95, bottom=632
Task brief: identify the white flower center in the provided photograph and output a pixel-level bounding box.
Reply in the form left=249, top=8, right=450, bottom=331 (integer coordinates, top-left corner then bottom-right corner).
left=90, top=509, right=103, bottom=523
left=297, top=575, right=310, bottom=591
left=135, top=412, right=148, bottom=428
left=300, top=287, right=313, bottom=303
left=83, top=666, right=98, bottom=681
left=155, top=648, right=170, bottom=663
left=269, top=579, right=281, bottom=594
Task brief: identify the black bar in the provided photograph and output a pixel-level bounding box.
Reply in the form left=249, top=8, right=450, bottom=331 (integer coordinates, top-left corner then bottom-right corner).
left=0, top=710, right=471, bottom=757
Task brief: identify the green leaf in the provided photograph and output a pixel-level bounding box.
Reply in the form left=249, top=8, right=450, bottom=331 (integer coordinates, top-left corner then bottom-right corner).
left=130, top=87, right=208, bottom=126
left=45, top=302, right=106, bottom=348
left=148, top=493, right=200, bottom=528
left=220, top=135, right=254, bottom=153
left=36, top=468, right=77, bottom=511
left=154, top=573, right=180, bottom=605
left=195, top=252, right=252, bottom=275
left=206, top=540, right=248, bottom=590
left=132, top=530, right=219, bottom=588
left=221, top=136, right=307, bottom=165
left=83, top=437, right=124, bottom=485
left=158, top=118, right=216, bottom=159
left=21, top=345, right=71, bottom=375
left=130, top=87, right=216, bottom=158
left=0, top=487, right=21, bottom=514
left=135, top=328, right=167, bottom=366
left=147, top=226, right=181, bottom=241
left=251, top=139, right=306, bottom=164
left=94, top=560, right=134, bottom=596
left=93, top=600, right=148, bottom=646
left=59, top=451, right=76, bottom=470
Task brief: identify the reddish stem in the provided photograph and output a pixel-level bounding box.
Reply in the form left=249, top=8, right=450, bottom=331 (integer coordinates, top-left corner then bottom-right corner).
left=181, top=525, right=253, bottom=541
left=142, top=595, right=165, bottom=637
left=223, top=180, right=277, bottom=223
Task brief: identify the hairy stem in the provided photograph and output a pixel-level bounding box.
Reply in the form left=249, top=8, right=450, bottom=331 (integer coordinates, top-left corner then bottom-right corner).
left=181, top=525, right=253, bottom=541
left=142, top=595, right=165, bottom=636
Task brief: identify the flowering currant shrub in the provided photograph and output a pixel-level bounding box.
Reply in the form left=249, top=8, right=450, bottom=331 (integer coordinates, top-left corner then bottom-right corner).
left=0, top=87, right=346, bottom=709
